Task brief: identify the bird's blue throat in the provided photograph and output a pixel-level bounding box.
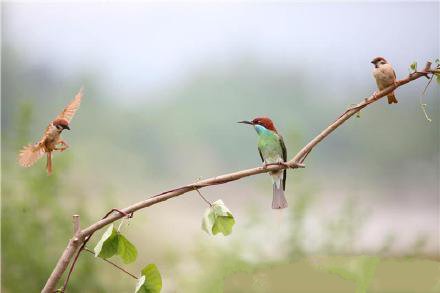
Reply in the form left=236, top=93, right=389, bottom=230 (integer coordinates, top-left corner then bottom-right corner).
left=254, top=125, right=273, bottom=136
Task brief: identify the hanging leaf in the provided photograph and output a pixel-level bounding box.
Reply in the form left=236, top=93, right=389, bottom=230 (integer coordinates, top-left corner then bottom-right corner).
left=94, top=224, right=119, bottom=259
left=202, top=199, right=235, bottom=236
left=201, top=207, right=216, bottom=234
left=94, top=223, right=137, bottom=264
left=135, top=264, right=162, bottom=293
left=117, top=234, right=138, bottom=264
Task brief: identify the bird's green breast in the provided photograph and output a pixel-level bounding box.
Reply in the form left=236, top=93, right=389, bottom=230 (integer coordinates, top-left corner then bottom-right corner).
left=255, top=126, right=283, bottom=163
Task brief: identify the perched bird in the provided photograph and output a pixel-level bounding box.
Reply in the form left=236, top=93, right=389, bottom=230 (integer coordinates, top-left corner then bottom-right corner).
left=18, top=88, right=83, bottom=175
left=371, top=57, right=398, bottom=104
left=238, top=117, right=288, bottom=209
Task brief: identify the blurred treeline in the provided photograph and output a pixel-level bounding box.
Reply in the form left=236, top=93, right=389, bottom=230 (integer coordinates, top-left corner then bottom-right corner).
left=2, top=46, right=439, bottom=292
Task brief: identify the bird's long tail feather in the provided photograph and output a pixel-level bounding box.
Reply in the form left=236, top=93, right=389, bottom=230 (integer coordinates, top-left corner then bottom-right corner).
left=18, top=144, right=45, bottom=167
left=46, top=152, right=52, bottom=175
left=272, top=175, right=288, bottom=209
left=387, top=92, right=398, bottom=104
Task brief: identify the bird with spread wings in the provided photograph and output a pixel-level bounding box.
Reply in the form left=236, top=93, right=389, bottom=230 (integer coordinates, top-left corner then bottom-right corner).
left=18, top=88, right=84, bottom=175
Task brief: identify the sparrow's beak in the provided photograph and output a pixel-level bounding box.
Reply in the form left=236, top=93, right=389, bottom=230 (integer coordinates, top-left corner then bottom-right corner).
left=370, top=60, right=375, bottom=64
left=237, top=120, right=253, bottom=125
left=62, top=125, right=71, bottom=130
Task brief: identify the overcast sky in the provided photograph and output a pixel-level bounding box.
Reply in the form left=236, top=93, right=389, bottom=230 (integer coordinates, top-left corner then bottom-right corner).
left=2, top=2, right=439, bottom=99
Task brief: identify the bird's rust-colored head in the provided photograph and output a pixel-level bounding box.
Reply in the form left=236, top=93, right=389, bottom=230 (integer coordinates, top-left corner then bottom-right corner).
left=53, top=118, right=70, bottom=130
left=238, top=116, right=277, bottom=132
left=371, top=57, right=388, bottom=67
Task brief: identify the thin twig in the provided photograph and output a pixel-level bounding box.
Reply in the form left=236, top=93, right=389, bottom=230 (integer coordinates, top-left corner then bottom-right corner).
left=419, top=74, right=434, bottom=122
left=194, top=188, right=213, bottom=207
left=60, top=241, right=85, bottom=292
left=413, top=70, right=430, bottom=79
left=83, top=248, right=138, bottom=280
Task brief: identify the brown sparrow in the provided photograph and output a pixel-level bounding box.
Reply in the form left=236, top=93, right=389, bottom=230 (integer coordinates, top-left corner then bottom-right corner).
left=18, top=88, right=83, bottom=175
left=371, top=57, right=398, bottom=104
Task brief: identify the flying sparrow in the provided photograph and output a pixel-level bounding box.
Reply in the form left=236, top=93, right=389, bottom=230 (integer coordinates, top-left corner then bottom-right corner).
left=18, top=88, right=83, bottom=175
left=371, top=57, right=398, bottom=104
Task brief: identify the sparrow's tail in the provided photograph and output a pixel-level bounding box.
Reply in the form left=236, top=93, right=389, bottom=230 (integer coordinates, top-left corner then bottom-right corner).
left=18, top=144, right=45, bottom=167
left=387, top=92, right=398, bottom=104
left=46, top=152, right=52, bottom=175
left=272, top=173, right=288, bottom=209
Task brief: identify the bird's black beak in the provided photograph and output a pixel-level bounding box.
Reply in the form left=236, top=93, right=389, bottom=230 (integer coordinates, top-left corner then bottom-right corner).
left=370, top=60, right=376, bottom=64
left=63, top=125, right=70, bottom=130
left=237, top=120, right=253, bottom=125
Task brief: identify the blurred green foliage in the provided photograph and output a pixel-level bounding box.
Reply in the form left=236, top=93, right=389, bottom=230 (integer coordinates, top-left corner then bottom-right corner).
left=172, top=190, right=438, bottom=293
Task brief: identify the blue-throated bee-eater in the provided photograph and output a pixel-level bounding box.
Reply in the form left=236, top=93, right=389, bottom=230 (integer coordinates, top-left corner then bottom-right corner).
left=238, top=117, right=288, bottom=209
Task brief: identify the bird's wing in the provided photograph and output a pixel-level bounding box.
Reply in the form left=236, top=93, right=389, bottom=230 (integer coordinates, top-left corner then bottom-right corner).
left=392, top=68, right=397, bottom=80
left=18, top=142, right=45, bottom=167
left=19, top=122, right=52, bottom=167
left=279, top=135, right=288, bottom=191
left=42, top=124, right=52, bottom=138
left=258, top=147, right=264, bottom=163
left=279, top=135, right=287, bottom=162
left=55, top=87, right=83, bottom=123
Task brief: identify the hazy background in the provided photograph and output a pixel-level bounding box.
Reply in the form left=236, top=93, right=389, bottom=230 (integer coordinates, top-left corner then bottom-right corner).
left=2, top=2, right=439, bottom=292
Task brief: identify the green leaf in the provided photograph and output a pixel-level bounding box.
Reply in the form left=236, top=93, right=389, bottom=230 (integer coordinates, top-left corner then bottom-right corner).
left=436, top=74, right=440, bottom=85
left=117, top=234, right=138, bottom=264
left=409, top=61, right=417, bottom=73
left=435, top=58, right=439, bottom=65
left=201, top=200, right=235, bottom=236
left=212, top=214, right=235, bottom=235
left=201, top=207, right=216, bottom=234
left=135, top=264, right=162, bottom=293
left=94, top=223, right=137, bottom=264
left=94, top=224, right=119, bottom=259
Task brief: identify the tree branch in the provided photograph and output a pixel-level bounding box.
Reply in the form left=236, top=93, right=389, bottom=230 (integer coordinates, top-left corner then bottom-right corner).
left=42, top=61, right=434, bottom=293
